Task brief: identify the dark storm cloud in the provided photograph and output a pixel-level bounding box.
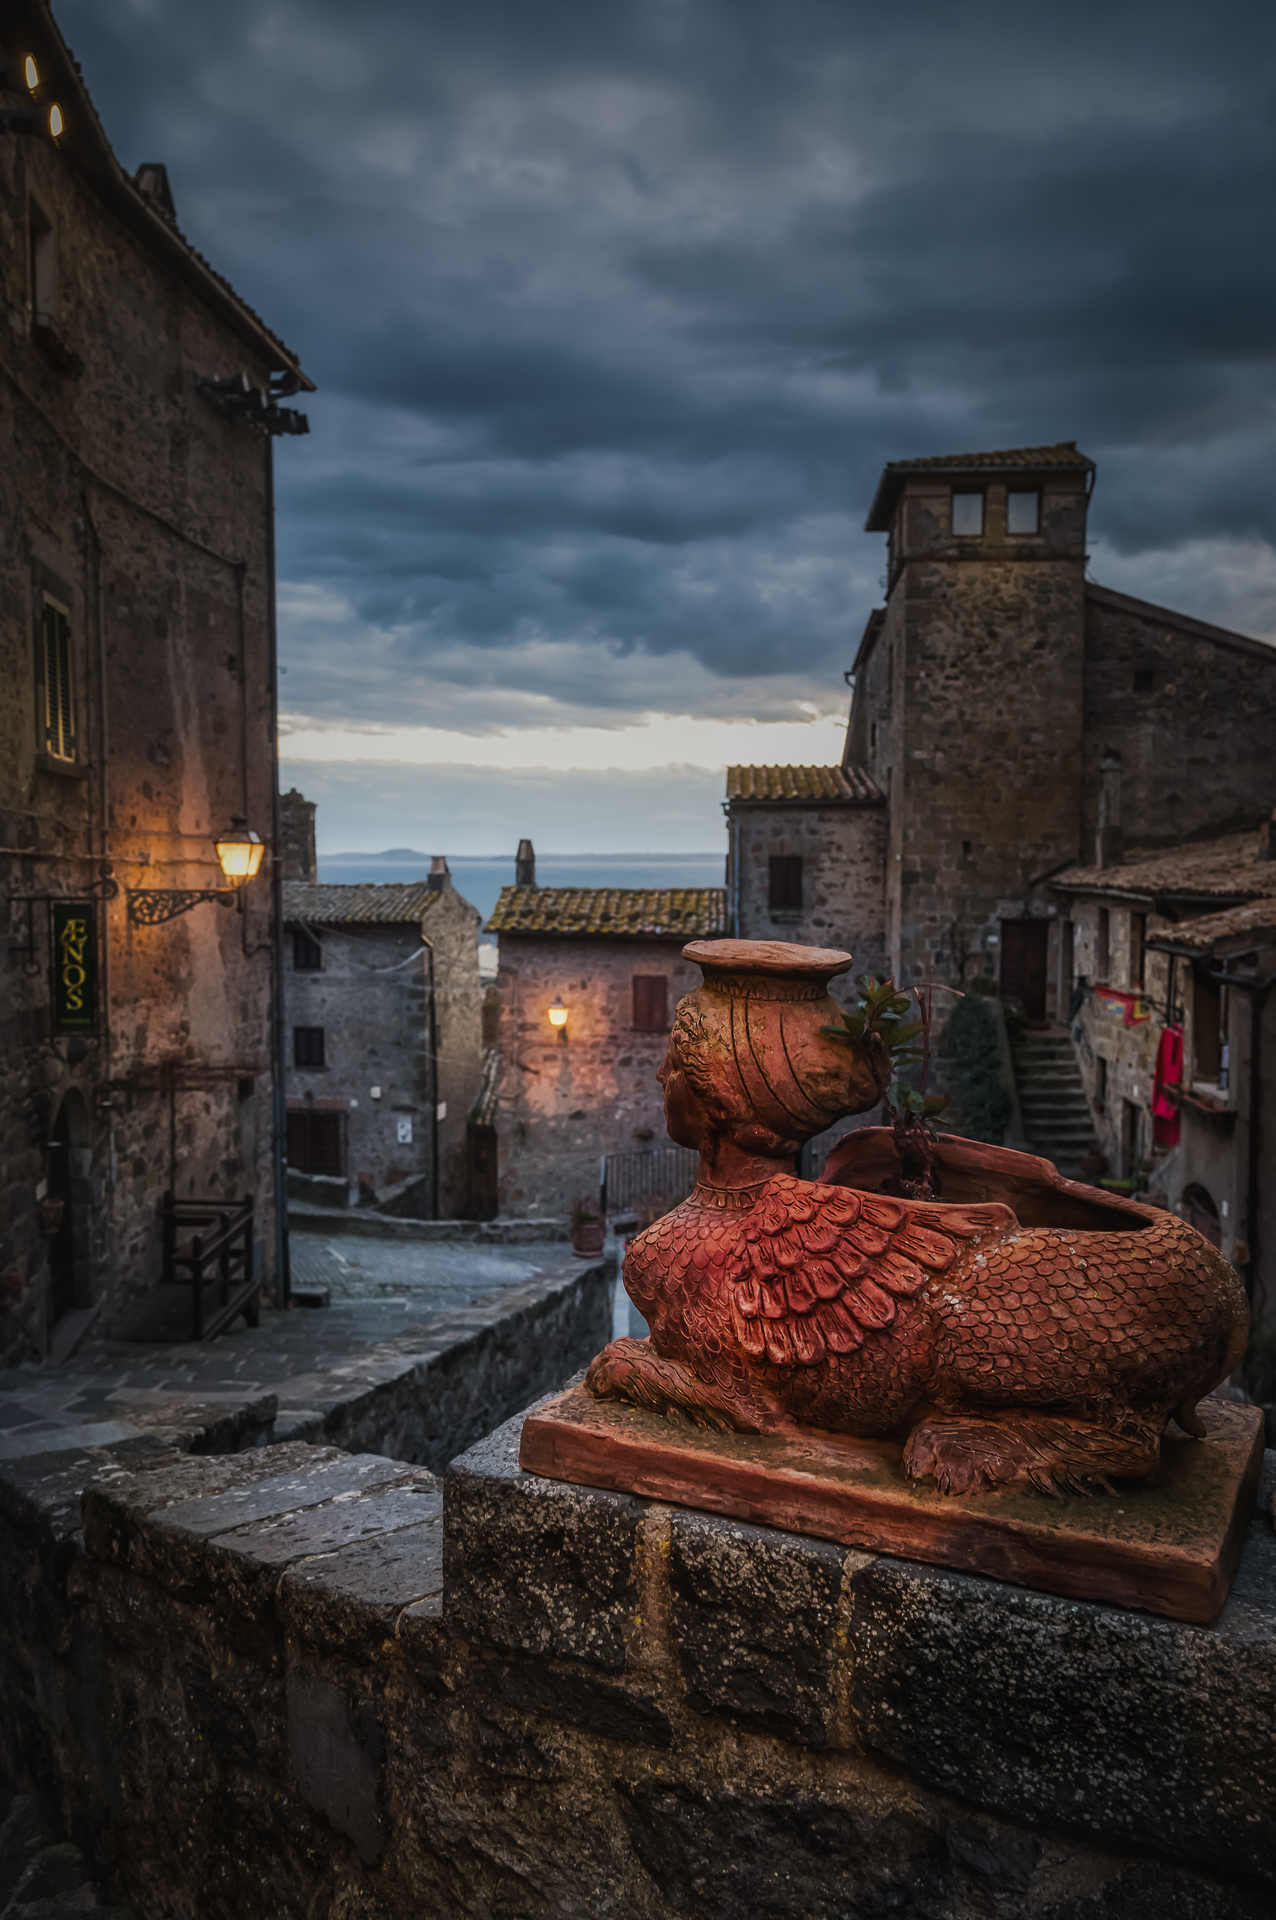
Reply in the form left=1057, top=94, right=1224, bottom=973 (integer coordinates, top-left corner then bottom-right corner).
left=57, top=0, right=1276, bottom=732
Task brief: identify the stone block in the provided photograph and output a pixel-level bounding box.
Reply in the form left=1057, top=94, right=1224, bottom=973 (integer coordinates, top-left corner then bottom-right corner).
left=847, top=1455, right=1276, bottom=1886
left=286, top=1669, right=386, bottom=1866
left=668, top=1510, right=850, bottom=1746
left=444, top=1409, right=644, bottom=1669
left=281, top=1517, right=445, bottom=1657
left=473, top=1653, right=673, bottom=1748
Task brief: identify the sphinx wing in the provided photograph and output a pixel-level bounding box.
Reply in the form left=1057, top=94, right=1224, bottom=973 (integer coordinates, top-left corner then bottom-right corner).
left=725, top=1174, right=1009, bottom=1368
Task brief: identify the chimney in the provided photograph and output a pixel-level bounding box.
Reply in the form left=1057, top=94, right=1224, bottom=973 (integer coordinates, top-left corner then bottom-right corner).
left=279, top=788, right=317, bottom=882
left=1095, top=751, right=1123, bottom=870
left=515, top=838, right=536, bottom=887
left=427, top=854, right=450, bottom=892
left=1260, top=808, right=1276, bottom=861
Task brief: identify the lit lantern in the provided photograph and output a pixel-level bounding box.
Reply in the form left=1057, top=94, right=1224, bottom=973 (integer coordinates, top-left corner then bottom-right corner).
left=24, top=56, right=39, bottom=91
left=48, top=104, right=62, bottom=138
left=215, top=816, right=265, bottom=884
left=547, top=995, right=569, bottom=1031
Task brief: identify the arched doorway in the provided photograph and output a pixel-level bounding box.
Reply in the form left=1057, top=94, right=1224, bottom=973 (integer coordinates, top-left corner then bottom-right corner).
left=1182, top=1183, right=1222, bottom=1250
left=46, top=1091, right=91, bottom=1327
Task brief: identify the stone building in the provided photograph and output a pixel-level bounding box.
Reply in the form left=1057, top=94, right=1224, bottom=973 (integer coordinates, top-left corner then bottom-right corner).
left=732, top=443, right=1275, bottom=1013
left=281, top=821, right=483, bottom=1218
left=487, top=860, right=727, bottom=1217
left=0, top=3, right=311, bottom=1361
left=723, top=763, right=887, bottom=999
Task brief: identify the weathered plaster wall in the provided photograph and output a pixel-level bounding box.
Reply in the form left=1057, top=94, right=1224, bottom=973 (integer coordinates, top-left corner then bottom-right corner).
left=730, top=804, right=888, bottom=998
left=0, top=74, right=291, bottom=1358
left=0, top=1409, right=1272, bottom=1920
left=495, top=936, right=702, bottom=1216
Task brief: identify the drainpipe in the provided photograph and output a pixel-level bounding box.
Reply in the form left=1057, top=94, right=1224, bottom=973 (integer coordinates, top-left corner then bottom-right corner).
left=264, top=434, right=291, bottom=1307
left=1210, top=964, right=1276, bottom=1313
left=422, top=932, right=440, bottom=1218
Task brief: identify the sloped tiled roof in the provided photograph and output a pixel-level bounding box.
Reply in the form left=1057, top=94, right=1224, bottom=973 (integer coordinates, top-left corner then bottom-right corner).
left=20, top=0, right=310, bottom=384
left=1051, top=832, right=1276, bottom=906
left=725, top=764, right=884, bottom=804
left=283, top=881, right=440, bottom=925
left=867, top=441, right=1093, bottom=529
left=1145, top=898, right=1276, bottom=955
left=486, top=887, right=727, bottom=939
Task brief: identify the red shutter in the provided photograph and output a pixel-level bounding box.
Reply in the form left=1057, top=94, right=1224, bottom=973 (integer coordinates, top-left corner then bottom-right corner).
left=632, top=975, right=668, bottom=1032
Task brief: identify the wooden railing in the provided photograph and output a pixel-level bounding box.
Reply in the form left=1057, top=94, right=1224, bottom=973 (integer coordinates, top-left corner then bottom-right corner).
left=160, top=1192, right=259, bottom=1341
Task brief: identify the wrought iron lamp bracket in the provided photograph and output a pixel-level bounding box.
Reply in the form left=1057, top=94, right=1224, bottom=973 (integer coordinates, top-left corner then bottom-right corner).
left=126, top=887, right=240, bottom=927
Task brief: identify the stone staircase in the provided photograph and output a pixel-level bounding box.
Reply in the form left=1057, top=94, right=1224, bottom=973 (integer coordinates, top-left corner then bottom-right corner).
left=1010, top=1028, right=1100, bottom=1180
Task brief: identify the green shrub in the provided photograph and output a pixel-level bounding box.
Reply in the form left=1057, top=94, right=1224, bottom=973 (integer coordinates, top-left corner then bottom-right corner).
left=939, top=995, right=1012, bottom=1144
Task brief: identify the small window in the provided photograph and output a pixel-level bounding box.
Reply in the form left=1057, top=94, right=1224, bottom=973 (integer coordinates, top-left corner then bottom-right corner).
left=1192, top=973, right=1221, bottom=1083
left=1096, top=907, right=1110, bottom=981
left=29, top=199, right=53, bottom=325
left=961, top=839, right=972, bottom=861
left=1133, top=668, right=1154, bottom=693
left=40, top=593, right=76, bottom=763
left=293, top=928, right=323, bottom=971
left=951, top=492, right=983, bottom=537
left=769, top=854, right=803, bottom=911
left=632, top=975, right=668, bottom=1033
left=1006, top=491, right=1039, bottom=534
left=287, top=1109, right=345, bottom=1177
left=294, top=1026, right=326, bottom=1069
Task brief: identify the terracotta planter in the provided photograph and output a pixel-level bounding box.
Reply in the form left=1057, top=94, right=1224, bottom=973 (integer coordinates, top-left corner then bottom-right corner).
left=571, top=1219, right=605, bottom=1257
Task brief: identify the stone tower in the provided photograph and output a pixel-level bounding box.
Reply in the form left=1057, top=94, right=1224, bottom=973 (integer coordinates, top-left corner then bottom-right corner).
left=845, top=443, right=1094, bottom=993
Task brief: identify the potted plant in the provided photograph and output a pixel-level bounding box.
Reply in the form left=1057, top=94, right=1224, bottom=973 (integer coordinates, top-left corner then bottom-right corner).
left=571, top=1199, right=605, bottom=1257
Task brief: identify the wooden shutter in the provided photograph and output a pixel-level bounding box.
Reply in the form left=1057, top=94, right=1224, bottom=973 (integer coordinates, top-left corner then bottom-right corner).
left=632, top=975, right=668, bottom=1032
left=42, top=596, right=75, bottom=762
left=768, top=854, right=803, bottom=910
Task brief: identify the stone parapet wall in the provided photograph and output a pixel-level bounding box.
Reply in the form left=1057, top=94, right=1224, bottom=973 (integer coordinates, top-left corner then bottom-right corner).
left=2, top=1399, right=1272, bottom=1919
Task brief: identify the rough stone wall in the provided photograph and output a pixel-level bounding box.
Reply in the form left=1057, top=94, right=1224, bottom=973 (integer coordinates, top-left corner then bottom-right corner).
left=730, top=803, right=888, bottom=999
left=1066, top=899, right=1170, bottom=1175
left=495, top=935, right=701, bottom=1216
left=1082, top=589, right=1276, bottom=852
left=880, top=477, right=1088, bottom=999
left=0, top=1411, right=1271, bottom=1920
left=0, top=81, right=288, bottom=1357
left=427, top=883, right=484, bottom=1216
left=279, top=788, right=316, bottom=881
left=285, top=884, right=481, bottom=1214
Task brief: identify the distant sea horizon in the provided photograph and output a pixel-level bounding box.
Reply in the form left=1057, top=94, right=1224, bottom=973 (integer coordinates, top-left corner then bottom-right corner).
left=315, top=849, right=726, bottom=932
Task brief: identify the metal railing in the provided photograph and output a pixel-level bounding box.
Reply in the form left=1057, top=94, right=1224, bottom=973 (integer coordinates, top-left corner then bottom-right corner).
left=599, top=1145, right=698, bottom=1218
left=160, top=1191, right=258, bottom=1341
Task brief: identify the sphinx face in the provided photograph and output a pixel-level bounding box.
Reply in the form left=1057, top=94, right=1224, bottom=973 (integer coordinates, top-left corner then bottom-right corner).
left=657, top=1047, right=709, bottom=1152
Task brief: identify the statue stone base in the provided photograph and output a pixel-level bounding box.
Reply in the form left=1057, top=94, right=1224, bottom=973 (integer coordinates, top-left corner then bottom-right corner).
left=519, top=1387, right=1263, bottom=1623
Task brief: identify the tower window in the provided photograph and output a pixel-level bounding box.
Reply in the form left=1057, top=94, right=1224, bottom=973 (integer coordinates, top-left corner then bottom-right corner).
left=293, top=928, right=323, bottom=971
left=769, top=855, right=803, bottom=911
left=1007, top=491, right=1039, bottom=534
left=1133, top=668, right=1154, bottom=692
left=29, top=199, right=54, bottom=325
left=952, top=493, right=984, bottom=537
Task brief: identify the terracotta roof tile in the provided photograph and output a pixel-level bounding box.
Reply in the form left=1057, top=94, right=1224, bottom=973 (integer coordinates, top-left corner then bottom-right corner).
left=486, top=886, right=727, bottom=938
left=866, top=441, right=1093, bottom=529
left=1145, top=898, right=1276, bottom=954
left=1052, top=831, right=1276, bottom=905
left=725, top=764, right=884, bottom=804
left=283, top=881, right=441, bottom=925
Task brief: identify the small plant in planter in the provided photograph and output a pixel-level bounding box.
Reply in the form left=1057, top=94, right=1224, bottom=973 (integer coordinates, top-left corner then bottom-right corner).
left=571, top=1199, right=605, bottom=1257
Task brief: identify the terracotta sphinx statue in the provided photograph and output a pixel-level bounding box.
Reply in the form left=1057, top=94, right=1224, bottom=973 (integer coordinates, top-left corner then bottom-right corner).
left=586, top=939, right=1248, bottom=1497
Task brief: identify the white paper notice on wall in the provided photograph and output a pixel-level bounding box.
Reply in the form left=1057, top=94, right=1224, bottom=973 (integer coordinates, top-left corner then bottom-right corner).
left=396, top=1117, right=413, bottom=1144
left=436, top=1101, right=447, bottom=1121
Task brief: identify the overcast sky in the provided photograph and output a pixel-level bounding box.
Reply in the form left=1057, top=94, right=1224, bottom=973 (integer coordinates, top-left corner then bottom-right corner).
left=59, top=0, right=1276, bottom=851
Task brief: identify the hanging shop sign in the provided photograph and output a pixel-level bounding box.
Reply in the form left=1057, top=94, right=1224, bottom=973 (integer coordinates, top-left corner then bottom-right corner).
left=51, top=901, right=97, bottom=1033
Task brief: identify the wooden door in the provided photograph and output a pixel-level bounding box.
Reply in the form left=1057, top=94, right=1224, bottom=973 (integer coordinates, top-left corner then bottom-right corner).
left=1000, top=920, right=1049, bottom=1020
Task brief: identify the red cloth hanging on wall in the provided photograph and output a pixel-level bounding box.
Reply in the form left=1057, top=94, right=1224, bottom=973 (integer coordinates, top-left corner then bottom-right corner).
left=1152, top=1025, right=1183, bottom=1147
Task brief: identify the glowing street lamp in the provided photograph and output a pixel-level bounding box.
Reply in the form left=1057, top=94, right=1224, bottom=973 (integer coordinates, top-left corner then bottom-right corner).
left=215, top=816, right=265, bottom=885
left=547, top=995, right=569, bottom=1036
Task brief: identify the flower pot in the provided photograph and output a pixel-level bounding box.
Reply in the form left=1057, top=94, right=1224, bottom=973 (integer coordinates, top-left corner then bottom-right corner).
left=571, top=1219, right=605, bottom=1257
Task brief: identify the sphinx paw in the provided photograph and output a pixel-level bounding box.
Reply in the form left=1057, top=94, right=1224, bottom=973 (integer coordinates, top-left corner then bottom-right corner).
left=904, top=1412, right=1160, bottom=1497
